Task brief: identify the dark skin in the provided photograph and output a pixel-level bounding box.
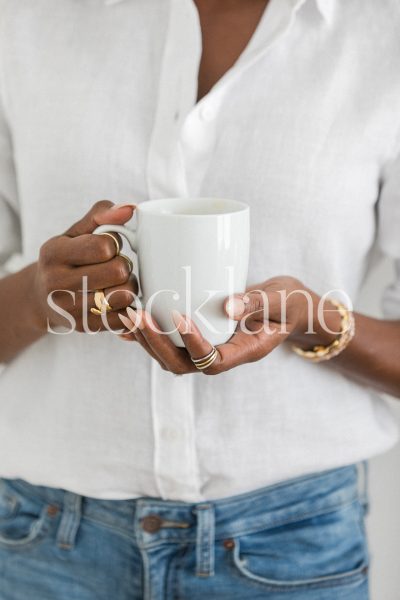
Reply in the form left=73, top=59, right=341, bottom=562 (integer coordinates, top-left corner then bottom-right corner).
left=195, top=0, right=269, bottom=101
left=1, top=0, right=399, bottom=398
left=0, top=201, right=138, bottom=363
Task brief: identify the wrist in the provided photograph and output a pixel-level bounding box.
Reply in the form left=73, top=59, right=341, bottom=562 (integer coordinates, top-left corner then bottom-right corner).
left=289, top=291, right=342, bottom=349
left=24, top=263, right=49, bottom=334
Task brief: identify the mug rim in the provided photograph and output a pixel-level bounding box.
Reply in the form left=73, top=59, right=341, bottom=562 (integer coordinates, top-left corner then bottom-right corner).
left=137, top=197, right=249, bottom=217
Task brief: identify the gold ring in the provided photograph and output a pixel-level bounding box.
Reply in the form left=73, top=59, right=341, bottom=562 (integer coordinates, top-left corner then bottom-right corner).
left=90, top=289, right=113, bottom=315
left=191, top=347, right=218, bottom=370
left=119, top=253, right=133, bottom=273
left=98, top=232, right=120, bottom=256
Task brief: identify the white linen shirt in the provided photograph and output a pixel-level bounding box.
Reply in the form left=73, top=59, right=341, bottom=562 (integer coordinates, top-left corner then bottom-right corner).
left=0, top=0, right=399, bottom=501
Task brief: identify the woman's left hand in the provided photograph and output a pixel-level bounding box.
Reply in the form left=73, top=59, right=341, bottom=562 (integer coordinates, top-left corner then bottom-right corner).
left=118, top=276, right=338, bottom=375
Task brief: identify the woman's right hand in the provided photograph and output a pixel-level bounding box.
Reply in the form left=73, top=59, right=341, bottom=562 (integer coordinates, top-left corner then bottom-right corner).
left=32, top=200, right=138, bottom=333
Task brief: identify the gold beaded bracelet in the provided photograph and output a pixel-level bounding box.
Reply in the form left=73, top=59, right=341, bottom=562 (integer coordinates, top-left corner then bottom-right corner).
left=292, top=299, right=355, bottom=363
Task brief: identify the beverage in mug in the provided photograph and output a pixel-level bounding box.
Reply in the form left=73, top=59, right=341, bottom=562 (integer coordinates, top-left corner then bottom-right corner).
left=94, top=197, right=250, bottom=347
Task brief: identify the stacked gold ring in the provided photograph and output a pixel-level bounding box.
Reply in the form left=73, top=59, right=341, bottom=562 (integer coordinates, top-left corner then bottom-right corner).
left=100, top=232, right=133, bottom=273
left=119, top=253, right=133, bottom=273
left=191, top=347, right=218, bottom=370
left=90, top=232, right=133, bottom=315
left=90, top=231, right=120, bottom=315
left=98, top=232, right=121, bottom=256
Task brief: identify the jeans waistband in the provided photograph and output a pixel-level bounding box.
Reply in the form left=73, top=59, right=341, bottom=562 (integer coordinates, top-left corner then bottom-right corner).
left=5, top=463, right=362, bottom=548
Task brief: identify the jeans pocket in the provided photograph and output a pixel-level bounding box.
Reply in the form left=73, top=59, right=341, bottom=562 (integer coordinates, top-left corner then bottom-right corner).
left=229, top=500, right=369, bottom=592
left=0, top=479, right=53, bottom=549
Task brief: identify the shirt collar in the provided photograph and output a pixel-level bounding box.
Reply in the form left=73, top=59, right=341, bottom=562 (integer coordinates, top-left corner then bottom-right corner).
left=104, top=0, right=335, bottom=23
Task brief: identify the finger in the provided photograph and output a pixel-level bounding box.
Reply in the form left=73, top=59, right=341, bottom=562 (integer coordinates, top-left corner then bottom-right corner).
left=118, top=332, right=137, bottom=342
left=118, top=310, right=164, bottom=362
left=50, top=233, right=121, bottom=266
left=121, top=310, right=168, bottom=366
left=224, top=289, right=269, bottom=322
left=118, top=311, right=138, bottom=333
left=95, top=203, right=136, bottom=226
left=85, top=276, right=139, bottom=312
left=117, top=314, right=138, bottom=342
left=64, top=201, right=135, bottom=238
left=66, top=255, right=132, bottom=291
left=172, top=310, right=221, bottom=371
left=171, top=310, right=218, bottom=364
left=46, top=276, right=137, bottom=319
left=213, top=326, right=285, bottom=371
left=135, top=309, right=195, bottom=374
left=174, top=311, right=286, bottom=374
left=84, top=308, right=131, bottom=333
left=134, top=328, right=168, bottom=366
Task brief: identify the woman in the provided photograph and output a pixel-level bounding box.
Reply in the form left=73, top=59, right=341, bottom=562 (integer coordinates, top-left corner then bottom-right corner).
left=0, top=0, right=399, bottom=598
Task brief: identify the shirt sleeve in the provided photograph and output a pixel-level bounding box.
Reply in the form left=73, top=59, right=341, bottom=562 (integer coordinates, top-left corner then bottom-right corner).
left=377, top=149, right=400, bottom=319
left=0, top=79, right=21, bottom=279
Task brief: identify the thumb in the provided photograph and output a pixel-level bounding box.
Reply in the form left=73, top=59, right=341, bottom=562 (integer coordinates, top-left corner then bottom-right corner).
left=64, top=200, right=136, bottom=238
left=224, top=289, right=267, bottom=321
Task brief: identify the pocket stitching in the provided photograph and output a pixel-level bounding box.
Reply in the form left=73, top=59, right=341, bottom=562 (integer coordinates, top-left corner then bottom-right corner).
left=0, top=494, right=19, bottom=521
left=231, top=534, right=368, bottom=591
left=0, top=503, right=51, bottom=550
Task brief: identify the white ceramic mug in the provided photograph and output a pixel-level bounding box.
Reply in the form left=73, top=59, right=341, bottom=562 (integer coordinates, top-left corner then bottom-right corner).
left=93, top=197, right=250, bottom=347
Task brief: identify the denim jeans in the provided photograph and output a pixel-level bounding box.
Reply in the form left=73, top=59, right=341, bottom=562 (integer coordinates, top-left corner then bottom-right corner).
left=0, top=464, right=369, bottom=600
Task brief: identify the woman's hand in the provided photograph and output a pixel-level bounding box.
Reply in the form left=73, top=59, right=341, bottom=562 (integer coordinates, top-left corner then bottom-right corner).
left=119, top=276, right=341, bottom=375
left=31, top=200, right=138, bottom=333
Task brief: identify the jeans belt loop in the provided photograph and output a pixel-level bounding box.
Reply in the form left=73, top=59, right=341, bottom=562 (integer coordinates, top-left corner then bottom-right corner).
left=56, top=491, right=83, bottom=550
left=195, top=503, right=215, bottom=578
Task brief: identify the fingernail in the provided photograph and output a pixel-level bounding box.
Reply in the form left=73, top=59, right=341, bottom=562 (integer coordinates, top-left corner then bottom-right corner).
left=118, top=313, right=136, bottom=332
left=226, top=297, right=245, bottom=318
left=110, top=203, right=136, bottom=211
left=171, top=310, right=188, bottom=334
left=118, top=333, right=134, bottom=341
left=130, top=307, right=145, bottom=330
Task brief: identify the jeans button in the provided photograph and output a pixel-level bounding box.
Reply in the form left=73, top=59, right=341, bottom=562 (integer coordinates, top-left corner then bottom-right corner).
left=47, top=504, right=59, bottom=517
left=141, top=514, right=163, bottom=533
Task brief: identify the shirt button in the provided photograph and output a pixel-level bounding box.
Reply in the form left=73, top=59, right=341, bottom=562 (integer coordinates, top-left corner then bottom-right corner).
left=199, top=104, right=216, bottom=121
left=141, top=514, right=163, bottom=533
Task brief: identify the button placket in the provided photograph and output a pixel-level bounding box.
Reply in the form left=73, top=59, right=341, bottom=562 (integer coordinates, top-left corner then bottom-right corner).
left=145, top=0, right=202, bottom=502
left=178, top=93, right=222, bottom=196
left=144, top=0, right=308, bottom=503
left=146, top=0, right=201, bottom=199
left=199, top=104, right=216, bottom=122
left=150, top=363, right=201, bottom=501
left=178, top=0, right=303, bottom=197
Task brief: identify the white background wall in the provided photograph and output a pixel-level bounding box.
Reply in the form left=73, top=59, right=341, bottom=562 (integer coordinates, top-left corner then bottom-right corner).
left=357, top=257, right=400, bottom=600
